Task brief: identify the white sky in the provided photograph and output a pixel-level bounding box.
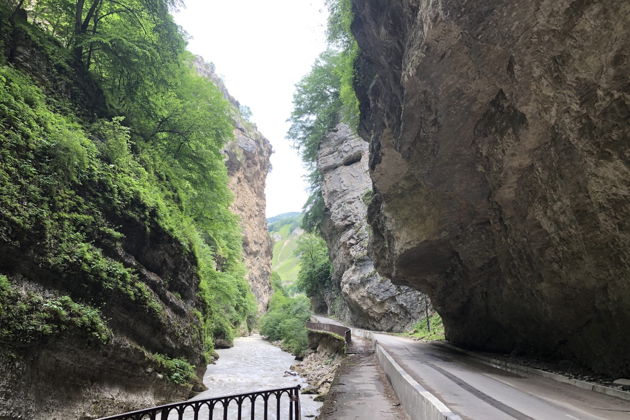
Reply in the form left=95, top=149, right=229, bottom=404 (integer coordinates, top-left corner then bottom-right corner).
left=174, top=0, right=328, bottom=218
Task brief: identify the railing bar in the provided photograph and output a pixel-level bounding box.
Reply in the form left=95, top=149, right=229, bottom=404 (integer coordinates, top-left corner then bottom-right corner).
left=99, top=386, right=300, bottom=419
left=289, top=395, right=293, bottom=420
left=97, top=386, right=301, bottom=420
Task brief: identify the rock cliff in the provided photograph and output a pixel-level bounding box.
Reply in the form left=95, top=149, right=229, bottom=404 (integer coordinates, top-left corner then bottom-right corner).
left=0, top=13, right=206, bottom=419
left=318, top=123, right=426, bottom=332
left=225, top=126, right=273, bottom=312
left=195, top=60, right=273, bottom=312
left=352, top=0, right=630, bottom=375
left=0, top=10, right=270, bottom=418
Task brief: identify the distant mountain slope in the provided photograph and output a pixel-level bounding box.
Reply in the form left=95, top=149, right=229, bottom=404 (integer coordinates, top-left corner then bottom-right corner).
left=267, top=213, right=303, bottom=288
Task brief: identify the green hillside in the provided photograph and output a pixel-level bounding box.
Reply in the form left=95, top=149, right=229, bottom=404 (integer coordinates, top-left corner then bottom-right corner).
left=268, top=213, right=303, bottom=290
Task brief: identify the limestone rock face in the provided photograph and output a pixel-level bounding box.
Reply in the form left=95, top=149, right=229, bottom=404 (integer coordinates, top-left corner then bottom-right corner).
left=225, top=125, right=273, bottom=312
left=318, top=123, right=426, bottom=332
left=195, top=59, right=273, bottom=311
left=352, top=0, right=630, bottom=374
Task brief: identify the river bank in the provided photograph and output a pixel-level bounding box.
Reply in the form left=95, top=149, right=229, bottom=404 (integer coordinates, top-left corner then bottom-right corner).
left=185, top=334, right=321, bottom=418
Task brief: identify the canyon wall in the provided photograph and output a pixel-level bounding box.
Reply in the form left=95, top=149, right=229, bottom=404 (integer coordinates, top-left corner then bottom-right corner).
left=195, top=60, right=273, bottom=312
left=318, top=123, right=427, bottom=332
left=0, top=12, right=271, bottom=418
left=0, top=17, right=205, bottom=419
left=352, top=0, right=630, bottom=375
left=225, top=124, right=273, bottom=312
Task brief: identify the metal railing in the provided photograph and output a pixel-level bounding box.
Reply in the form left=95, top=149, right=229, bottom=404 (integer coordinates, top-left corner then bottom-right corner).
left=98, top=385, right=301, bottom=420
left=305, top=321, right=351, bottom=344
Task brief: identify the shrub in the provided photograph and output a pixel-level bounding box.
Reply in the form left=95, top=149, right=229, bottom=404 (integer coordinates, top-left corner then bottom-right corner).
left=260, top=280, right=311, bottom=357
left=0, top=274, right=111, bottom=346
left=152, top=353, right=196, bottom=385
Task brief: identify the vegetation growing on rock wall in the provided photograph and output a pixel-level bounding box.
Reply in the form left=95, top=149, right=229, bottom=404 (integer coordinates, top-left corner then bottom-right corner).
left=0, top=0, right=255, bottom=373
left=151, top=353, right=196, bottom=385
left=288, top=0, right=359, bottom=233
left=0, top=275, right=111, bottom=346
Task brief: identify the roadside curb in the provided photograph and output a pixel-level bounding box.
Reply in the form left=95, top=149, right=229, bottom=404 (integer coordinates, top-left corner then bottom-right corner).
left=434, top=342, right=630, bottom=402
left=352, top=328, right=461, bottom=420
left=376, top=344, right=462, bottom=420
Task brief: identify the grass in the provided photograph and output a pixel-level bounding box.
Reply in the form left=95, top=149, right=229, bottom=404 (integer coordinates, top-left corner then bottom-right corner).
left=269, top=213, right=303, bottom=288
left=406, top=313, right=445, bottom=341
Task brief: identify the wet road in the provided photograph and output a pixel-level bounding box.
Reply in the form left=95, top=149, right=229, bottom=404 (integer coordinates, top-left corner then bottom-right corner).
left=178, top=334, right=321, bottom=419
left=314, top=316, right=630, bottom=420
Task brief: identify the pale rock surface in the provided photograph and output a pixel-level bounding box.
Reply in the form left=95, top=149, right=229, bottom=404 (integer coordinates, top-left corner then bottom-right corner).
left=195, top=59, right=273, bottom=311
left=318, top=123, right=426, bottom=332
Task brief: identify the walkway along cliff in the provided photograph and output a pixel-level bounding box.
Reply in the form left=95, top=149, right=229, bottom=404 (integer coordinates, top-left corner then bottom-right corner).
left=351, top=0, right=630, bottom=375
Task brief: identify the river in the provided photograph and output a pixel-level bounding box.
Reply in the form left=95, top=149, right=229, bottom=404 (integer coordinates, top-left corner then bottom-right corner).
left=177, top=334, right=321, bottom=419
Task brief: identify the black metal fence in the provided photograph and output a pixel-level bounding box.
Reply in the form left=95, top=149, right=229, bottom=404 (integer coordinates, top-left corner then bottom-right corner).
left=98, top=385, right=301, bottom=420
left=305, top=321, right=351, bottom=344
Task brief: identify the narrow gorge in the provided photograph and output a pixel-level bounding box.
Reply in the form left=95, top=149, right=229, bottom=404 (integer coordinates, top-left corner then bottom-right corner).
left=1, top=0, right=629, bottom=418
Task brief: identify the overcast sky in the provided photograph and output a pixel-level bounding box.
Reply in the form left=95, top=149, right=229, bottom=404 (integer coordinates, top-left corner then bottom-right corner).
left=174, top=0, right=328, bottom=218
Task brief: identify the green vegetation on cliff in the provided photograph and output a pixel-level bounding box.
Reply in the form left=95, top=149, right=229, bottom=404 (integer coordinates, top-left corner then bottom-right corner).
left=0, top=0, right=255, bottom=386
left=288, top=0, right=359, bottom=232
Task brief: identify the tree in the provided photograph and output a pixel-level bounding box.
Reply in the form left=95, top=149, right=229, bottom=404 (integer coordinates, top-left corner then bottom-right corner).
left=295, top=234, right=331, bottom=297
left=288, top=0, right=360, bottom=232
left=28, top=0, right=181, bottom=69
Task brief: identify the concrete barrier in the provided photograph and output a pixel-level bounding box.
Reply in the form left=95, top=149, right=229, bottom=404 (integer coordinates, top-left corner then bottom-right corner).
left=375, top=344, right=461, bottom=420
left=350, top=327, right=460, bottom=420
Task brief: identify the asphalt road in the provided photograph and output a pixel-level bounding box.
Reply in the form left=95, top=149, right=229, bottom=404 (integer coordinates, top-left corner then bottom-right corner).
left=313, top=316, right=630, bottom=420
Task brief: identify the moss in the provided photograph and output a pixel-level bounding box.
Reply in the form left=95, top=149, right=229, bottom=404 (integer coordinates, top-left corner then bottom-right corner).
left=361, top=189, right=374, bottom=205
left=0, top=275, right=111, bottom=346
left=0, top=65, right=165, bottom=316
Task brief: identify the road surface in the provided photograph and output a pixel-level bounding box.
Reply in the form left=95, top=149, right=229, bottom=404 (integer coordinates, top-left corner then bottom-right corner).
left=314, top=316, right=630, bottom=420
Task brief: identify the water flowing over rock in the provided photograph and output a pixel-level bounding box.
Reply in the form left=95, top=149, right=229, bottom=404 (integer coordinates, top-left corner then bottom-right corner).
left=318, top=123, right=426, bottom=332
left=195, top=59, right=273, bottom=311
left=351, top=0, right=630, bottom=375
